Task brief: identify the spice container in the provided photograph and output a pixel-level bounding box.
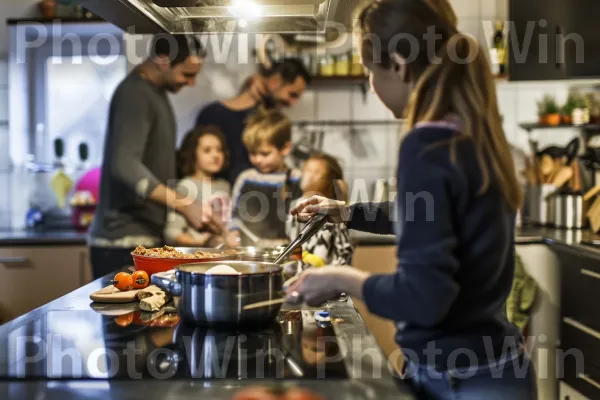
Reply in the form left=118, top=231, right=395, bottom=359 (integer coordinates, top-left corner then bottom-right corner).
left=334, top=52, right=350, bottom=76
left=319, top=55, right=334, bottom=77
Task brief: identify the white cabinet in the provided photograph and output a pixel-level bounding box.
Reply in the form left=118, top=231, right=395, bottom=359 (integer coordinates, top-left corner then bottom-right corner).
left=516, top=244, right=561, bottom=400
left=0, top=246, right=91, bottom=321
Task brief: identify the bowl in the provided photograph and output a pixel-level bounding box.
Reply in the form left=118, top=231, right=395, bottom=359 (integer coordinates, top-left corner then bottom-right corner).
left=131, top=247, right=238, bottom=276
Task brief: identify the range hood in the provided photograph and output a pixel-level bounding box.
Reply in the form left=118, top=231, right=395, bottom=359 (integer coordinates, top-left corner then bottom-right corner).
left=76, top=0, right=362, bottom=34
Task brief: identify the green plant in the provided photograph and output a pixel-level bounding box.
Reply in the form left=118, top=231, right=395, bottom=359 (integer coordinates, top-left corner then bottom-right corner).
left=562, top=93, right=578, bottom=115
left=537, top=94, right=559, bottom=116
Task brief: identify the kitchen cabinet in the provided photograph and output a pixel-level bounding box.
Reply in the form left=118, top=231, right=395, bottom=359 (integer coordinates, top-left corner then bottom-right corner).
left=508, top=0, right=600, bottom=80
left=0, top=246, right=91, bottom=321
left=561, top=2, right=600, bottom=78
left=508, top=0, right=567, bottom=81
left=554, top=246, right=600, bottom=400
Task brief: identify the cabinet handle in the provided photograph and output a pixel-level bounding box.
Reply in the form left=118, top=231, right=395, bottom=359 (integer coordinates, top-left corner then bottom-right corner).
left=564, top=317, right=600, bottom=340
left=578, top=373, right=600, bottom=390
left=0, top=257, right=31, bottom=268
left=556, top=25, right=565, bottom=70
left=581, top=268, right=600, bottom=281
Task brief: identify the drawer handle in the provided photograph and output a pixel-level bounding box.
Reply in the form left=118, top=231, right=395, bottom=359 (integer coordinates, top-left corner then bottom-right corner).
left=564, top=317, right=600, bottom=341
left=0, top=257, right=31, bottom=268
left=581, top=269, right=600, bottom=281
left=578, top=373, right=600, bottom=390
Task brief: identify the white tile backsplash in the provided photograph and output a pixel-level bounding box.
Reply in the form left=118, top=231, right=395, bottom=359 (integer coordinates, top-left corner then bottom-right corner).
left=451, top=0, right=481, bottom=18
left=351, top=90, right=394, bottom=121
left=285, top=90, right=316, bottom=121
left=316, top=90, right=352, bottom=121
left=349, top=128, right=390, bottom=169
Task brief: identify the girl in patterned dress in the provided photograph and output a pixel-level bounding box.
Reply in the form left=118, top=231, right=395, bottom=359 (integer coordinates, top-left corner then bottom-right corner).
left=285, top=153, right=354, bottom=276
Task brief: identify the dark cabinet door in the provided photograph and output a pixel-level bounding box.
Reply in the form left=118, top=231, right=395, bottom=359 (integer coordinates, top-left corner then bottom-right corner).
left=508, top=0, right=567, bottom=81
left=562, top=2, right=600, bottom=78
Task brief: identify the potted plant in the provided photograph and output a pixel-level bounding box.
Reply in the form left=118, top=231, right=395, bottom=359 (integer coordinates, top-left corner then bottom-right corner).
left=39, top=0, right=56, bottom=19
left=537, top=94, right=560, bottom=125
left=571, top=93, right=590, bottom=126
left=562, top=94, right=577, bottom=125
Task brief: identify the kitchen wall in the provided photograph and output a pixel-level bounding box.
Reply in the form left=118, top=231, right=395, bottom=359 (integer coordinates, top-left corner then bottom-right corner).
left=1, top=0, right=600, bottom=229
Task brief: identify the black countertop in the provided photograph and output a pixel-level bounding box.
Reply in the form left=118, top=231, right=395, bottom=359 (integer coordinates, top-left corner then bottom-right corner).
left=0, top=270, right=413, bottom=399
left=0, top=228, right=88, bottom=246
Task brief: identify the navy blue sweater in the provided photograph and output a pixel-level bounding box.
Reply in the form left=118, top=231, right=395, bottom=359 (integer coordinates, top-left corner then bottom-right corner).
left=351, top=126, right=520, bottom=369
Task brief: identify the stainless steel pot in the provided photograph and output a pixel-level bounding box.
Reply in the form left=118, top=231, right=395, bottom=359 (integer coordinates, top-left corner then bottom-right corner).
left=151, top=261, right=284, bottom=326
left=551, top=193, right=586, bottom=229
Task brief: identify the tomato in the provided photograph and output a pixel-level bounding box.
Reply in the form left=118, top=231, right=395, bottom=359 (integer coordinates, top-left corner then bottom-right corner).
left=114, top=313, right=134, bottom=327
left=112, top=272, right=132, bottom=291
left=231, top=386, right=281, bottom=400
left=131, top=270, right=149, bottom=289
left=283, top=388, right=326, bottom=400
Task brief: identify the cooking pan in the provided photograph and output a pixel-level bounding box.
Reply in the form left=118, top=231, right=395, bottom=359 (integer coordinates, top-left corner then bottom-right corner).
left=132, top=247, right=238, bottom=276
left=151, top=261, right=284, bottom=326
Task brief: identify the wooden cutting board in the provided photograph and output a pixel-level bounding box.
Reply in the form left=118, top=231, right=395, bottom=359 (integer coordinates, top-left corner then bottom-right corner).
left=90, top=285, right=143, bottom=303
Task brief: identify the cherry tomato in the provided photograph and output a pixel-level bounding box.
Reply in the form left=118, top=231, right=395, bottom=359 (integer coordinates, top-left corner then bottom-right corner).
left=283, top=388, right=325, bottom=400
left=112, top=272, right=132, bottom=291
left=131, top=270, right=150, bottom=289
left=231, top=386, right=281, bottom=400
left=114, top=313, right=134, bottom=327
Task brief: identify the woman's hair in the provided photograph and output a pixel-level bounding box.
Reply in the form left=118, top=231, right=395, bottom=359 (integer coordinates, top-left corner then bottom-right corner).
left=177, top=125, right=228, bottom=179
left=243, top=109, right=292, bottom=152
left=305, top=153, right=348, bottom=202
left=357, top=0, right=522, bottom=211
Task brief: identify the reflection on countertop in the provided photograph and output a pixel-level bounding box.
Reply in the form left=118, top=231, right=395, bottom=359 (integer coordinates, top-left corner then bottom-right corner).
left=0, top=228, right=88, bottom=246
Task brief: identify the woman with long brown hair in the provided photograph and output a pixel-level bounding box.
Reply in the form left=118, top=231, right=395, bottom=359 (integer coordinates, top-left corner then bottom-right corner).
left=286, top=0, right=536, bottom=398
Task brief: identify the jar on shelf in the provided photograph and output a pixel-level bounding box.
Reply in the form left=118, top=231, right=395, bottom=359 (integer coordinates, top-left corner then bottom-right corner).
left=319, top=55, right=335, bottom=77
left=335, top=52, right=350, bottom=76
left=351, top=48, right=363, bottom=76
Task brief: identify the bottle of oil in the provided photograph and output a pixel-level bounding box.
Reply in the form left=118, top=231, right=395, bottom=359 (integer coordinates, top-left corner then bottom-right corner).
left=493, top=21, right=506, bottom=76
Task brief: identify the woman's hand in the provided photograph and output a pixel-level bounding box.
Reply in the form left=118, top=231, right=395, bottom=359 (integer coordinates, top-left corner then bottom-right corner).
left=285, top=266, right=370, bottom=306
left=290, top=196, right=350, bottom=223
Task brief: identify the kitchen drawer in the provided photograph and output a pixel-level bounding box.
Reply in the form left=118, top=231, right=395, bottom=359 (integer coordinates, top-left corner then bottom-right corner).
left=561, top=318, right=600, bottom=370
left=560, top=257, right=600, bottom=333
left=0, top=246, right=90, bottom=320
left=561, top=353, right=600, bottom=400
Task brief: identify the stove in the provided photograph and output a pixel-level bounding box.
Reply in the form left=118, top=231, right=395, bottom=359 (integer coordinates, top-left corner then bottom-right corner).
left=0, top=309, right=348, bottom=380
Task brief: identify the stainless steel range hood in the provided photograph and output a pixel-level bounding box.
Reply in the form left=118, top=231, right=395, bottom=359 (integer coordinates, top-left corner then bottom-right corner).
left=76, top=0, right=361, bottom=34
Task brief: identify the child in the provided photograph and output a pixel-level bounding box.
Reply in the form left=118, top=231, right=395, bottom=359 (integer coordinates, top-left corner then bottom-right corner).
left=286, top=153, right=354, bottom=273
left=227, top=109, right=302, bottom=247
left=164, top=125, right=231, bottom=247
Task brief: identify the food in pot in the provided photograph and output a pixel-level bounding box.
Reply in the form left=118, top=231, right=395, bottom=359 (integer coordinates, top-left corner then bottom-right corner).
left=132, top=245, right=237, bottom=259
left=131, top=270, right=150, bottom=289
left=112, top=272, right=133, bottom=291
left=205, top=264, right=239, bottom=275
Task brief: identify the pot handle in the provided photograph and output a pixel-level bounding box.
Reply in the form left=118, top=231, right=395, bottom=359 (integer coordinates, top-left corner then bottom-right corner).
left=151, top=272, right=182, bottom=297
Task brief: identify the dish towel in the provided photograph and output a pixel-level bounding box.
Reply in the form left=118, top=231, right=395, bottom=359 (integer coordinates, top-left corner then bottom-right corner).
left=506, top=252, right=538, bottom=335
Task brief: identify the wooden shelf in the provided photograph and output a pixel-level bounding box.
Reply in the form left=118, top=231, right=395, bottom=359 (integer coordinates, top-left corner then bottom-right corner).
left=310, top=76, right=368, bottom=86
left=520, top=122, right=600, bottom=132
left=7, top=17, right=105, bottom=25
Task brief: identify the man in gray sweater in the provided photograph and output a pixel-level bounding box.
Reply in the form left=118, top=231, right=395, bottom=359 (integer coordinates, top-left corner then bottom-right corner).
left=89, top=35, right=214, bottom=279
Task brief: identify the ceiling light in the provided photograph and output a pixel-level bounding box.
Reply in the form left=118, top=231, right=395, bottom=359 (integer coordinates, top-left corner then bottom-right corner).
left=228, top=0, right=262, bottom=20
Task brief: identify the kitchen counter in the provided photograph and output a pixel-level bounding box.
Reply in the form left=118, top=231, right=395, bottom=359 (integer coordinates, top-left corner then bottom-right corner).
left=0, top=228, right=88, bottom=246
left=515, top=226, right=600, bottom=258
left=0, top=269, right=413, bottom=399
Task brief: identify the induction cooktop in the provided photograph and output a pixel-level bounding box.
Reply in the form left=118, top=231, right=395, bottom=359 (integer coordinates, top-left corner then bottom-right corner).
left=0, top=309, right=348, bottom=380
